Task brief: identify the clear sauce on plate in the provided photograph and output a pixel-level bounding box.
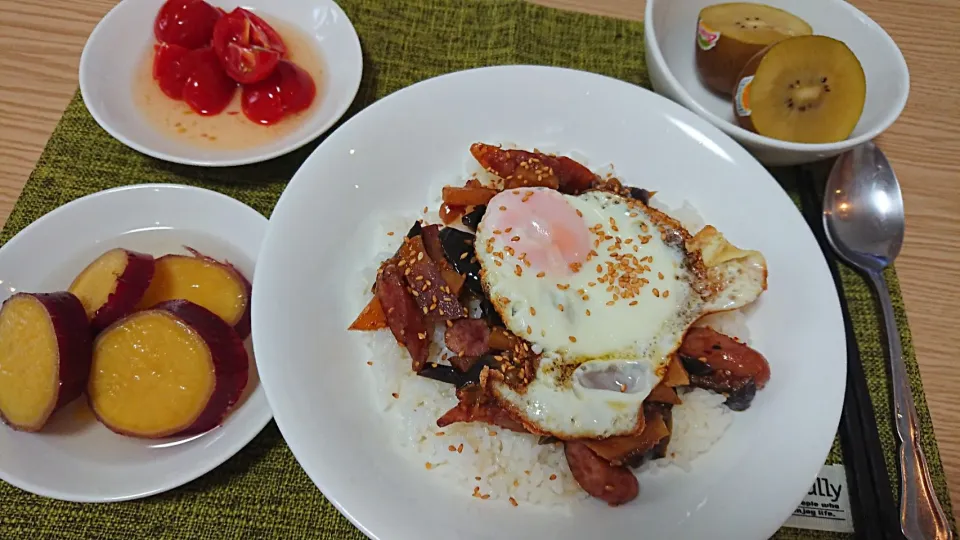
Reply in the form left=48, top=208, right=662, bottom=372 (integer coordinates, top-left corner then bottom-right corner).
left=133, top=17, right=325, bottom=151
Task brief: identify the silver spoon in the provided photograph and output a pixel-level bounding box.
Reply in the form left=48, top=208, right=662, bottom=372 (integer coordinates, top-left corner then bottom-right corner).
left=823, top=141, right=952, bottom=540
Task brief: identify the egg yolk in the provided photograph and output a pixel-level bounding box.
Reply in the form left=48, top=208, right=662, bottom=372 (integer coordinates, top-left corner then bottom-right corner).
left=482, top=188, right=592, bottom=274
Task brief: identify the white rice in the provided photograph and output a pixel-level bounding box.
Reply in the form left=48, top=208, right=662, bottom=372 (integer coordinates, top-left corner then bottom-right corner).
left=358, top=174, right=751, bottom=506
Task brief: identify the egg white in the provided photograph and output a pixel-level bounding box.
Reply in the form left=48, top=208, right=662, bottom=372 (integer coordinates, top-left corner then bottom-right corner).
left=476, top=189, right=767, bottom=439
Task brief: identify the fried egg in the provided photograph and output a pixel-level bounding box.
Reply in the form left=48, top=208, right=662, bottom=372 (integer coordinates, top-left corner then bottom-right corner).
left=475, top=187, right=767, bottom=439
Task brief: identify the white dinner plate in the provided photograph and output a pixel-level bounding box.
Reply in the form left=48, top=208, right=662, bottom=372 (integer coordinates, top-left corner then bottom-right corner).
left=80, top=0, right=362, bottom=167
left=0, top=184, right=271, bottom=502
left=252, top=66, right=846, bottom=539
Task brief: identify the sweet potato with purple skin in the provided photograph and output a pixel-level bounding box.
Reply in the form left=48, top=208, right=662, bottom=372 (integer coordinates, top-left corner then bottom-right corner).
left=69, top=248, right=156, bottom=331
left=376, top=263, right=430, bottom=371
left=470, top=143, right=599, bottom=194
left=89, top=300, right=248, bottom=438
left=0, top=292, right=92, bottom=432
left=137, top=248, right=252, bottom=339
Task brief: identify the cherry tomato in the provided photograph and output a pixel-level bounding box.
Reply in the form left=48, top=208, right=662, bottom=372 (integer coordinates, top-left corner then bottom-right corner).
left=152, top=43, right=192, bottom=100
left=181, top=48, right=237, bottom=115
left=212, top=8, right=287, bottom=84
left=241, top=60, right=316, bottom=125
left=274, top=60, right=316, bottom=114
left=154, top=0, right=222, bottom=50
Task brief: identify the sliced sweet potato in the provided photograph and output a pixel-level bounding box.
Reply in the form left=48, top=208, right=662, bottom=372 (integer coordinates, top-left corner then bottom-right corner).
left=68, top=248, right=156, bottom=331
left=89, top=300, right=248, bottom=438
left=0, top=292, right=92, bottom=431
left=441, top=186, right=499, bottom=207
left=137, top=248, right=251, bottom=339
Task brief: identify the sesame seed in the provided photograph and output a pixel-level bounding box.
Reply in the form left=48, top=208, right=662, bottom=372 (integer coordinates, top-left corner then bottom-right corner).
left=423, top=206, right=429, bottom=213
left=425, top=462, right=433, bottom=470
left=460, top=252, right=469, bottom=260
left=524, top=470, right=531, bottom=475
left=367, top=361, right=373, bottom=366
left=475, top=476, right=482, bottom=481
left=549, top=474, right=558, bottom=480
left=515, top=265, right=523, bottom=276
left=586, top=309, right=591, bottom=316
left=417, top=252, right=424, bottom=261
left=576, top=209, right=583, bottom=217
left=489, top=430, right=498, bottom=436
left=417, top=332, right=427, bottom=339
left=582, top=295, right=590, bottom=301
left=619, top=383, right=627, bottom=392
left=448, top=445, right=456, bottom=452
left=629, top=300, right=638, bottom=306
left=653, top=288, right=660, bottom=297
left=511, top=236, right=520, bottom=242
left=436, top=431, right=445, bottom=436
left=658, top=272, right=664, bottom=280
left=663, top=290, right=670, bottom=298
left=604, top=485, right=614, bottom=492
left=510, top=497, right=519, bottom=507
left=458, top=443, right=464, bottom=453
left=392, top=392, right=399, bottom=399
left=526, top=326, right=532, bottom=335
left=481, top=494, right=490, bottom=500
left=493, top=229, right=502, bottom=234
left=499, top=206, right=507, bottom=211
left=494, top=260, right=502, bottom=267
left=536, top=271, right=546, bottom=278
left=569, top=336, right=577, bottom=343
left=558, top=303, right=564, bottom=312
left=557, top=284, right=570, bottom=290
left=530, top=307, right=537, bottom=316
left=387, top=231, right=395, bottom=236
left=606, top=300, right=615, bottom=306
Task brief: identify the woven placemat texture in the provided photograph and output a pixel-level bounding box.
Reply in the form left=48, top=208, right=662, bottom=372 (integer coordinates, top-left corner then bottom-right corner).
left=0, top=0, right=954, bottom=538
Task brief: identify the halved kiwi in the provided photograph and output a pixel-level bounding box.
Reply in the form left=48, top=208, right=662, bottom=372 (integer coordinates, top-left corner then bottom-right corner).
left=695, top=3, right=812, bottom=95
left=733, top=35, right=866, bottom=144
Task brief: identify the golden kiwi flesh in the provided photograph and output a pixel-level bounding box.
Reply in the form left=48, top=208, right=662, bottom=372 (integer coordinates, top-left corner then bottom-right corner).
left=696, top=3, right=812, bottom=95
left=733, top=35, right=866, bottom=144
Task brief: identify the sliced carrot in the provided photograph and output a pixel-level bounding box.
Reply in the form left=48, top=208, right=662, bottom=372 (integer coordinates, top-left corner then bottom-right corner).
left=349, top=296, right=387, bottom=331
left=488, top=327, right=520, bottom=351
left=441, top=186, right=499, bottom=207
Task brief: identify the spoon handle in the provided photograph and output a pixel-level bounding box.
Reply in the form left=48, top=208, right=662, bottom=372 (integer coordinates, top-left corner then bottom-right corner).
left=868, top=270, right=953, bottom=540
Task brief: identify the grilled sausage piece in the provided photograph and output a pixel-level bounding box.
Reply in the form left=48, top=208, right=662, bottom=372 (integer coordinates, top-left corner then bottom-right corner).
left=564, top=441, right=639, bottom=506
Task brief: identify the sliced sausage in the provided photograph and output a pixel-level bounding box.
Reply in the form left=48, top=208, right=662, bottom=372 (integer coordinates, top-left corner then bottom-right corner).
left=564, top=441, right=639, bottom=506
left=445, top=319, right=491, bottom=357
left=376, top=263, right=429, bottom=371
left=469, top=143, right=598, bottom=194
left=679, top=327, right=770, bottom=387
left=398, top=236, right=467, bottom=321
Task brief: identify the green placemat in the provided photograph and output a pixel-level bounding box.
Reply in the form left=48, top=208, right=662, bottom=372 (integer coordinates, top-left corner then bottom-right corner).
left=0, top=0, right=954, bottom=538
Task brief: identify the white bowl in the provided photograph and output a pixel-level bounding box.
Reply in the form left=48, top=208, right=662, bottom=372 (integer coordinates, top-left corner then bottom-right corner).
left=0, top=184, right=271, bottom=502
left=644, top=0, right=909, bottom=166
left=80, top=0, right=362, bottom=167
left=253, top=65, right=846, bottom=539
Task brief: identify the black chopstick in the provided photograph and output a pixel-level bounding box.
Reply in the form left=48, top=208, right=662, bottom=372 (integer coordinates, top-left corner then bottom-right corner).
left=797, top=166, right=902, bottom=539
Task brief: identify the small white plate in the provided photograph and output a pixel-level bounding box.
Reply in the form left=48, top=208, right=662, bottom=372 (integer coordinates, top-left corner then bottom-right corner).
left=80, top=0, right=362, bottom=167
left=0, top=184, right=271, bottom=502
left=253, top=66, right=846, bottom=539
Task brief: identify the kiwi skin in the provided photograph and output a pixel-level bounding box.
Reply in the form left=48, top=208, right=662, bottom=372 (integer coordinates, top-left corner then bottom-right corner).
left=732, top=44, right=770, bottom=134
left=696, top=27, right=770, bottom=96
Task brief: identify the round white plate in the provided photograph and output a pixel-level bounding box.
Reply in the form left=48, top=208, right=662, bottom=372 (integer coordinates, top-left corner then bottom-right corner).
left=253, top=66, right=846, bottom=539
left=0, top=184, right=271, bottom=502
left=79, top=0, right=362, bottom=167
